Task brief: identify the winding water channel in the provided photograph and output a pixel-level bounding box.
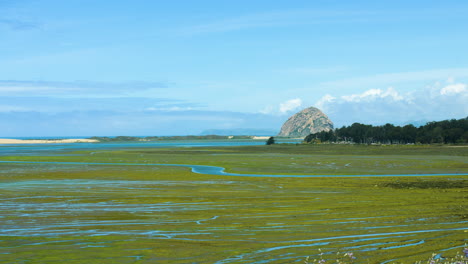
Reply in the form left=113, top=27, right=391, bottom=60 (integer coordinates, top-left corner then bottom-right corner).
left=1, top=160, right=467, bottom=177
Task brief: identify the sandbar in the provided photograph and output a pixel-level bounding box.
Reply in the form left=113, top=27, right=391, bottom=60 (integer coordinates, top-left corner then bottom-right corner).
left=0, top=138, right=99, bottom=144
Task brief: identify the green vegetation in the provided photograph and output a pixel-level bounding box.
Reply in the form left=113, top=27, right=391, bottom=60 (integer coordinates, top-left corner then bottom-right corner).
left=304, top=117, right=468, bottom=144
left=304, top=247, right=468, bottom=264
left=0, top=143, right=466, bottom=263
left=266, top=136, right=275, bottom=145
left=381, top=180, right=467, bottom=190
left=2, top=144, right=467, bottom=176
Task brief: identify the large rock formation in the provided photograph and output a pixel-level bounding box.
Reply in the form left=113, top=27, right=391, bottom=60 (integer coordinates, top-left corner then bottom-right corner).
left=277, top=107, right=333, bottom=138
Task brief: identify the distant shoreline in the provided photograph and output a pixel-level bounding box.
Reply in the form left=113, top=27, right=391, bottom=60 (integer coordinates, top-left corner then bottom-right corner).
left=0, top=136, right=303, bottom=144
left=0, top=138, right=99, bottom=144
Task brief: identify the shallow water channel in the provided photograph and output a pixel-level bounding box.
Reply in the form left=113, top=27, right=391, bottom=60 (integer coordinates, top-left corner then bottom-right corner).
left=1, top=160, right=467, bottom=177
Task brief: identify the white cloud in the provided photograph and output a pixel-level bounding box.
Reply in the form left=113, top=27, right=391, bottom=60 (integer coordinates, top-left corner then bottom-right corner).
left=260, top=98, right=304, bottom=115
left=315, top=94, right=335, bottom=110
left=279, top=98, right=302, bottom=114
left=440, top=83, right=466, bottom=95
left=341, top=87, right=403, bottom=102
left=314, top=82, right=468, bottom=127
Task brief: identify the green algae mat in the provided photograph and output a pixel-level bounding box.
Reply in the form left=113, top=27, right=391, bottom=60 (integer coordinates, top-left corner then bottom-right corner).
left=0, top=144, right=467, bottom=263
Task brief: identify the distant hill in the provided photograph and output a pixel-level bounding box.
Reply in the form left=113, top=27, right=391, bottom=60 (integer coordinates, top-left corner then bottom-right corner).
left=89, top=135, right=255, bottom=142
left=199, top=128, right=278, bottom=136
left=277, top=107, right=333, bottom=138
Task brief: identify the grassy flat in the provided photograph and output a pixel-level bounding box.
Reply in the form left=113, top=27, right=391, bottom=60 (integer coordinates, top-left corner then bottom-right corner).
left=0, top=144, right=467, bottom=263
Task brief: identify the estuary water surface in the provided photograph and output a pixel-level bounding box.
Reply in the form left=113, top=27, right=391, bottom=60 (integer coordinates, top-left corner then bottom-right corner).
left=0, top=139, right=274, bottom=156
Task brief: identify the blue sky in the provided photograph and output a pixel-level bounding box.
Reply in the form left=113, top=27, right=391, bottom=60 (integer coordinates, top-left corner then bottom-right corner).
left=1, top=0, right=467, bottom=136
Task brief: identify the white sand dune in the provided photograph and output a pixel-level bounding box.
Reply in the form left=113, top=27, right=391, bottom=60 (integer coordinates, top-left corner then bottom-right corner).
left=0, top=138, right=99, bottom=144
left=252, top=136, right=270, bottom=140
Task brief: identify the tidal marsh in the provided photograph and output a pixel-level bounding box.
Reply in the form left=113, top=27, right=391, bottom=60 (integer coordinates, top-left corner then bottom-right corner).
left=0, top=143, right=467, bottom=263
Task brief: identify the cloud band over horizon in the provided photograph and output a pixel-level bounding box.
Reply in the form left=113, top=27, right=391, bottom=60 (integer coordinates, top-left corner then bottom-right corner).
left=315, top=79, right=468, bottom=127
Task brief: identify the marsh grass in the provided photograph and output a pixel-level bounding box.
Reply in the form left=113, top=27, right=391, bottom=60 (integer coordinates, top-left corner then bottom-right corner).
left=0, top=144, right=466, bottom=263
left=2, top=144, right=467, bottom=176
left=380, top=180, right=467, bottom=189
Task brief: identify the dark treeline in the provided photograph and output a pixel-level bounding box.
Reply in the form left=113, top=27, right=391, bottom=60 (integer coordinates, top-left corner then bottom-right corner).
left=304, top=117, right=468, bottom=144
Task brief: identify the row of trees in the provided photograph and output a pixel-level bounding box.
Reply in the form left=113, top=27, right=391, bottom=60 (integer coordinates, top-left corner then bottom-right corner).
left=304, top=117, right=468, bottom=144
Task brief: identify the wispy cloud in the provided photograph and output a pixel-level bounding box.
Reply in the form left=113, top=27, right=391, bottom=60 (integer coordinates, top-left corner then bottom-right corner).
left=0, top=104, right=30, bottom=112
left=281, top=66, right=349, bottom=75
left=321, top=68, right=468, bottom=88
left=144, top=106, right=197, bottom=112
left=279, top=98, right=302, bottom=113
left=175, top=5, right=468, bottom=36
left=0, top=109, right=286, bottom=136
left=341, top=87, right=403, bottom=102
left=0, top=18, right=39, bottom=30
left=0, top=96, right=197, bottom=113
left=178, top=9, right=373, bottom=35
left=0, top=80, right=169, bottom=97
left=260, top=98, right=303, bottom=115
